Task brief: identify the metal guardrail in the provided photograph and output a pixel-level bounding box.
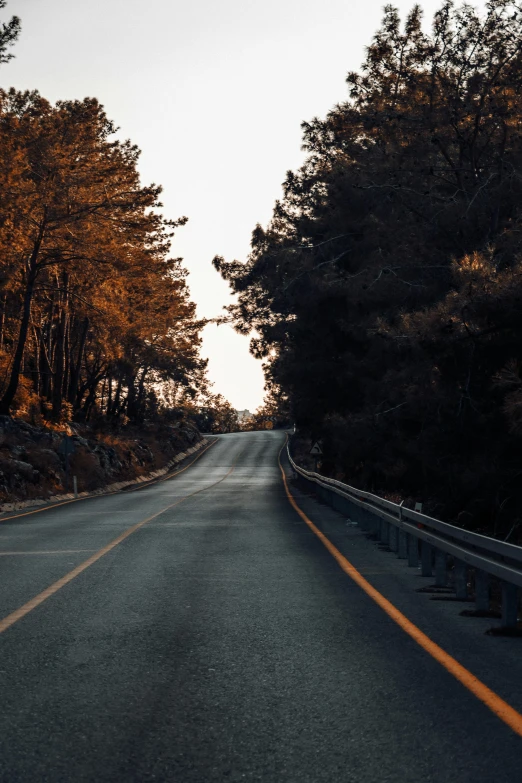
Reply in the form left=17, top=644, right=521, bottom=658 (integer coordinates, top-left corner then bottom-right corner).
left=288, top=445, right=522, bottom=628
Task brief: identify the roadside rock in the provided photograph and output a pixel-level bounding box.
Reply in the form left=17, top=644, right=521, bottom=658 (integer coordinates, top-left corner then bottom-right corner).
left=0, top=416, right=202, bottom=505
left=26, top=448, right=62, bottom=475
left=0, top=459, right=40, bottom=485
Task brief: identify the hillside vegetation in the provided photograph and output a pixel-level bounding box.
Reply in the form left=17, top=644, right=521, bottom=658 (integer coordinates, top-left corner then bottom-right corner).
left=0, top=415, right=202, bottom=507
left=216, top=0, right=522, bottom=542
left=0, top=1, right=236, bottom=502
left=0, top=87, right=207, bottom=424
left=0, top=0, right=210, bottom=431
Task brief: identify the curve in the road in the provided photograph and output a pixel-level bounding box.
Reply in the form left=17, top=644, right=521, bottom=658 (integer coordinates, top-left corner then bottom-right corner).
left=1, top=430, right=522, bottom=782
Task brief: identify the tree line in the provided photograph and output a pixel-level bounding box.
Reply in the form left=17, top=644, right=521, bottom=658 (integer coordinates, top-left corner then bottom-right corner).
left=216, top=0, right=522, bottom=539
left=0, top=3, right=208, bottom=426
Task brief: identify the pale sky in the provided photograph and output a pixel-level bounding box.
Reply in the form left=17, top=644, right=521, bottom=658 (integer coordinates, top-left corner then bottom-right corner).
left=3, top=0, right=453, bottom=410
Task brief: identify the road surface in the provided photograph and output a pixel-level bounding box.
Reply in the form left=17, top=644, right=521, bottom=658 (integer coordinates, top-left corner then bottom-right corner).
left=0, top=430, right=521, bottom=781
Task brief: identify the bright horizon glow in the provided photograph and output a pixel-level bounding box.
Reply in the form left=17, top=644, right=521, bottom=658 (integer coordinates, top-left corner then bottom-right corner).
left=3, top=0, right=472, bottom=409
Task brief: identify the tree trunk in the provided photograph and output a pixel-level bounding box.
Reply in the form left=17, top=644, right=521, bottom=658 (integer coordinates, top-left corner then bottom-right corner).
left=100, top=376, right=107, bottom=415
left=52, top=272, right=68, bottom=419
left=0, top=230, right=43, bottom=415
left=32, top=325, right=41, bottom=397
left=63, top=315, right=70, bottom=402
left=40, top=293, right=55, bottom=400
left=126, top=370, right=138, bottom=421
left=69, top=317, right=89, bottom=408
left=107, top=374, right=113, bottom=416
left=135, top=367, right=149, bottom=422
left=0, top=292, right=7, bottom=351
left=113, top=375, right=123, bottom=417
left=39, top=321, right=52, bottom=400
left=82, top=379, right=99, bottom=421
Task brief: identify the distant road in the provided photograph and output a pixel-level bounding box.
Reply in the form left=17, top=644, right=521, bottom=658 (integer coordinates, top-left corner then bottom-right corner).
left=0, top=431, right=521, bottom=781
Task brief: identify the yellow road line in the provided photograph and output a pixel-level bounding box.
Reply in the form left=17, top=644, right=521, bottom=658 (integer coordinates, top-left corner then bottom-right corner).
left=278, top=440, right=522, bottom=739
left=0, top=550, right=97, bottom=556
left=0, top=439, right=217, bottom=524
left=0, top=440, right=235, bottom=637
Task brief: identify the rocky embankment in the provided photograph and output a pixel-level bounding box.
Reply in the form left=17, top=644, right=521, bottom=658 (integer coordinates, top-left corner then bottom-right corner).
left=0, top=417, right=204, bottom=511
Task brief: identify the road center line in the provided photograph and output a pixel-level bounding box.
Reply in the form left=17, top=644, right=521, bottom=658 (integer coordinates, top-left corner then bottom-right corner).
left=0, top=441, right=238, bottom=637
left=278, top=440, right=522, bottom=739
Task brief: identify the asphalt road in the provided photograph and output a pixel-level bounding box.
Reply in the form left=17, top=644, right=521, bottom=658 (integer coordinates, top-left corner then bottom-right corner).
left=0, top=430, right=521, bottom=782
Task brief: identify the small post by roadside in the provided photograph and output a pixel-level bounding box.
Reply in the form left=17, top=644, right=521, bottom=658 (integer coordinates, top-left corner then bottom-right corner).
left=73, top=476, right=78, bottom=498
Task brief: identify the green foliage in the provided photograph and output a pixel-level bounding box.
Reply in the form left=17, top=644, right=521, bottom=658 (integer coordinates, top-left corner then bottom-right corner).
left=215, top=0, right=522, bottom=541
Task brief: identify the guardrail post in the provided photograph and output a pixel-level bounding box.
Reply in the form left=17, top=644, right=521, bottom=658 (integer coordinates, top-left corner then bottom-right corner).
left=454, top=559, right=468, bottom=599
left=407, top=534, right=419, bottom=567
left=349, top=502, right=358, bottom=525
left=366, top=509, right=377, bottom=534
left=474, top=569, right=489, bottom=612
left=389, top=525, right=398, bottom=552
left=501, top=582, right=519, bottom=628
left=356, top=506, right=367, bottom=531
left=434, top=550, right=448, bottom=587
left=421, top=541, right=432, bottom=576
left=380, top=519, right=389, bottom=545
left=357, top=506, right=373, bottom=532
left=398, top=530, right=408, bottom=559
